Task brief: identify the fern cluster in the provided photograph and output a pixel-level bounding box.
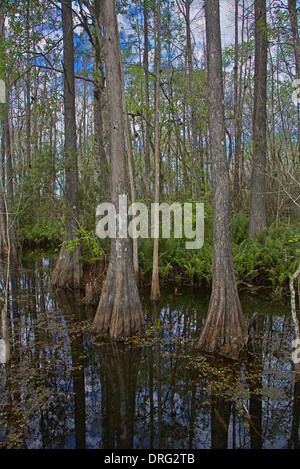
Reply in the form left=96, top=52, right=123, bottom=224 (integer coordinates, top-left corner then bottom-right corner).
left=137, top=211, right=300, bottom=292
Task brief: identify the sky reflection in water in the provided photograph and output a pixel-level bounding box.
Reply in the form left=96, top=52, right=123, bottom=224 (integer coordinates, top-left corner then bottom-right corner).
left=0, top=256, right=299, bottom=449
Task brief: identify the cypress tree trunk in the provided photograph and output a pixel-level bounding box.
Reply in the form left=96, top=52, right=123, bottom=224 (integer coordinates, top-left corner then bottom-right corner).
left=198, top=0, right=246, bottom=359
left=0, top=10, right=20, bottom=262
left=92, top=0, right=144, bottom=339
left=143, top=0, right=151, bottom=204
left=51, top=0, right=82, bottom=288
left=288, top=0, right=300, bottom=79
left=93, top=0, right=109, bottom=199
left=150, top=0, right=161, bottom=302
left=248, top=0, right=268, bottom=238
left=288, top=0, right=300, bottom=158
left=176, top=0, right=201, bottom=198
left=233, top=0, right=243, bottom=212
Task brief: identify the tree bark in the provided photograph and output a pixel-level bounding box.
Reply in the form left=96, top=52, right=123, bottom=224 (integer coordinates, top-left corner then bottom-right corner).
left=176, top=0, right=201, bottom=198
left=92, top=0, right=144, bottom=339
left=233, top=0, right=242, bottom=212
left=143, top=0, right=151, bottom=204
left=248, top=0, right=268, bottom=238
left=120, top=53, right=139, bottom=278
left=0, top=9, right=20, bottom=261
left=288, top=0, right=300, bottom=79
left=288, top=0, right=300, bottom=158
left=290, top=262, right=300, bottom=376
left=150, top=0, right=161, bottom=302
left=51, top=0, right=82, bottom=287
left=198, top=0, right=246, bottom=359
left=92, top=0, right=109, bottom=199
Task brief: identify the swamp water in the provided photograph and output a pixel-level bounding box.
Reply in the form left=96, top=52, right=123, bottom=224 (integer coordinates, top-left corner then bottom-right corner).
left=0, top=255, right=299, bottom=449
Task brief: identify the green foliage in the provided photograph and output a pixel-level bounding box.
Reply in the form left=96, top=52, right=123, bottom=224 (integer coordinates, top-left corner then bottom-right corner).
left=136, top=212, right=299, bottom=291
left=232, top=218, right=300, bottom=291
left=2, top=0, right=299, bottom=302
left=231, top=211, right=249, bottom=244
left=19, top=218, right=60, bottom=245
left=57, top=229, right=107, bottom=264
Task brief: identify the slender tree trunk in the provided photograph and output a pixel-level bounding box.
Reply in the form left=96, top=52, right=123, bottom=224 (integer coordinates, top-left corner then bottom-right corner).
left=198, top=0, right=246, bottom=359
left=233, top=0, right=242, bottom=212
left=177, top=0, right=201, bottom=198
left=92, top=0, right=144, bottom=339
left=150, top=0, right=161, bottom=302
left=0, top=9, right=20, bottom=261
left=0, top=101, right=8, bottom=254
left=119, top=47, right=139, bottom=278
left=51, top=0, right=82, bottom=287
left=143, top=0, right=151, bottom=204
left=166, top=40, right=172, bottom=199
left=25, top=2, right=31, bottom=173
left=248, top=0, right=268, bottom=238
left=2, top=90, right=19, bottom=261
left=288, top=0, right=300, bottom=78
left=93, top=0, right=109, bottom=198
left=93, top=59, right=109, bottom=190
left=288, top=0, right=300, bottom=158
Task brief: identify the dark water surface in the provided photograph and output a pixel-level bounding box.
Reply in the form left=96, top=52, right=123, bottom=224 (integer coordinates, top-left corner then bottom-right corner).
left=0, top=255, right=299, bottom=449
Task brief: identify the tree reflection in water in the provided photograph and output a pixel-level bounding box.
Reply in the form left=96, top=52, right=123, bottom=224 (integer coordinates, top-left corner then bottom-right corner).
left=0, top=257, right=299, bottom=449
left=99, top=341, right=141, bottom=449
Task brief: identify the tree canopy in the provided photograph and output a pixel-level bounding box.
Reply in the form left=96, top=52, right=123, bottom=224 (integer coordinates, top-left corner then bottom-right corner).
left=0, top=0, right=299, bottom=347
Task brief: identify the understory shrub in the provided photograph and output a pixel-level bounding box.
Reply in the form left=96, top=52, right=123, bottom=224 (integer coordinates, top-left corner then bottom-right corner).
left=136, top=212, right=299, bottom=291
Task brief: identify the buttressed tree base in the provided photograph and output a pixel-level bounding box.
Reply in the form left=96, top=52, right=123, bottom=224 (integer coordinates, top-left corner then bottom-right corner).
left=91, top=0, right=144, bottom=339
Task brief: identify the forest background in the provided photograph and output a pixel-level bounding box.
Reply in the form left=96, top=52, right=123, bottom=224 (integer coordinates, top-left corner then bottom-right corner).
left=0, top=0, right=299, bottom=297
